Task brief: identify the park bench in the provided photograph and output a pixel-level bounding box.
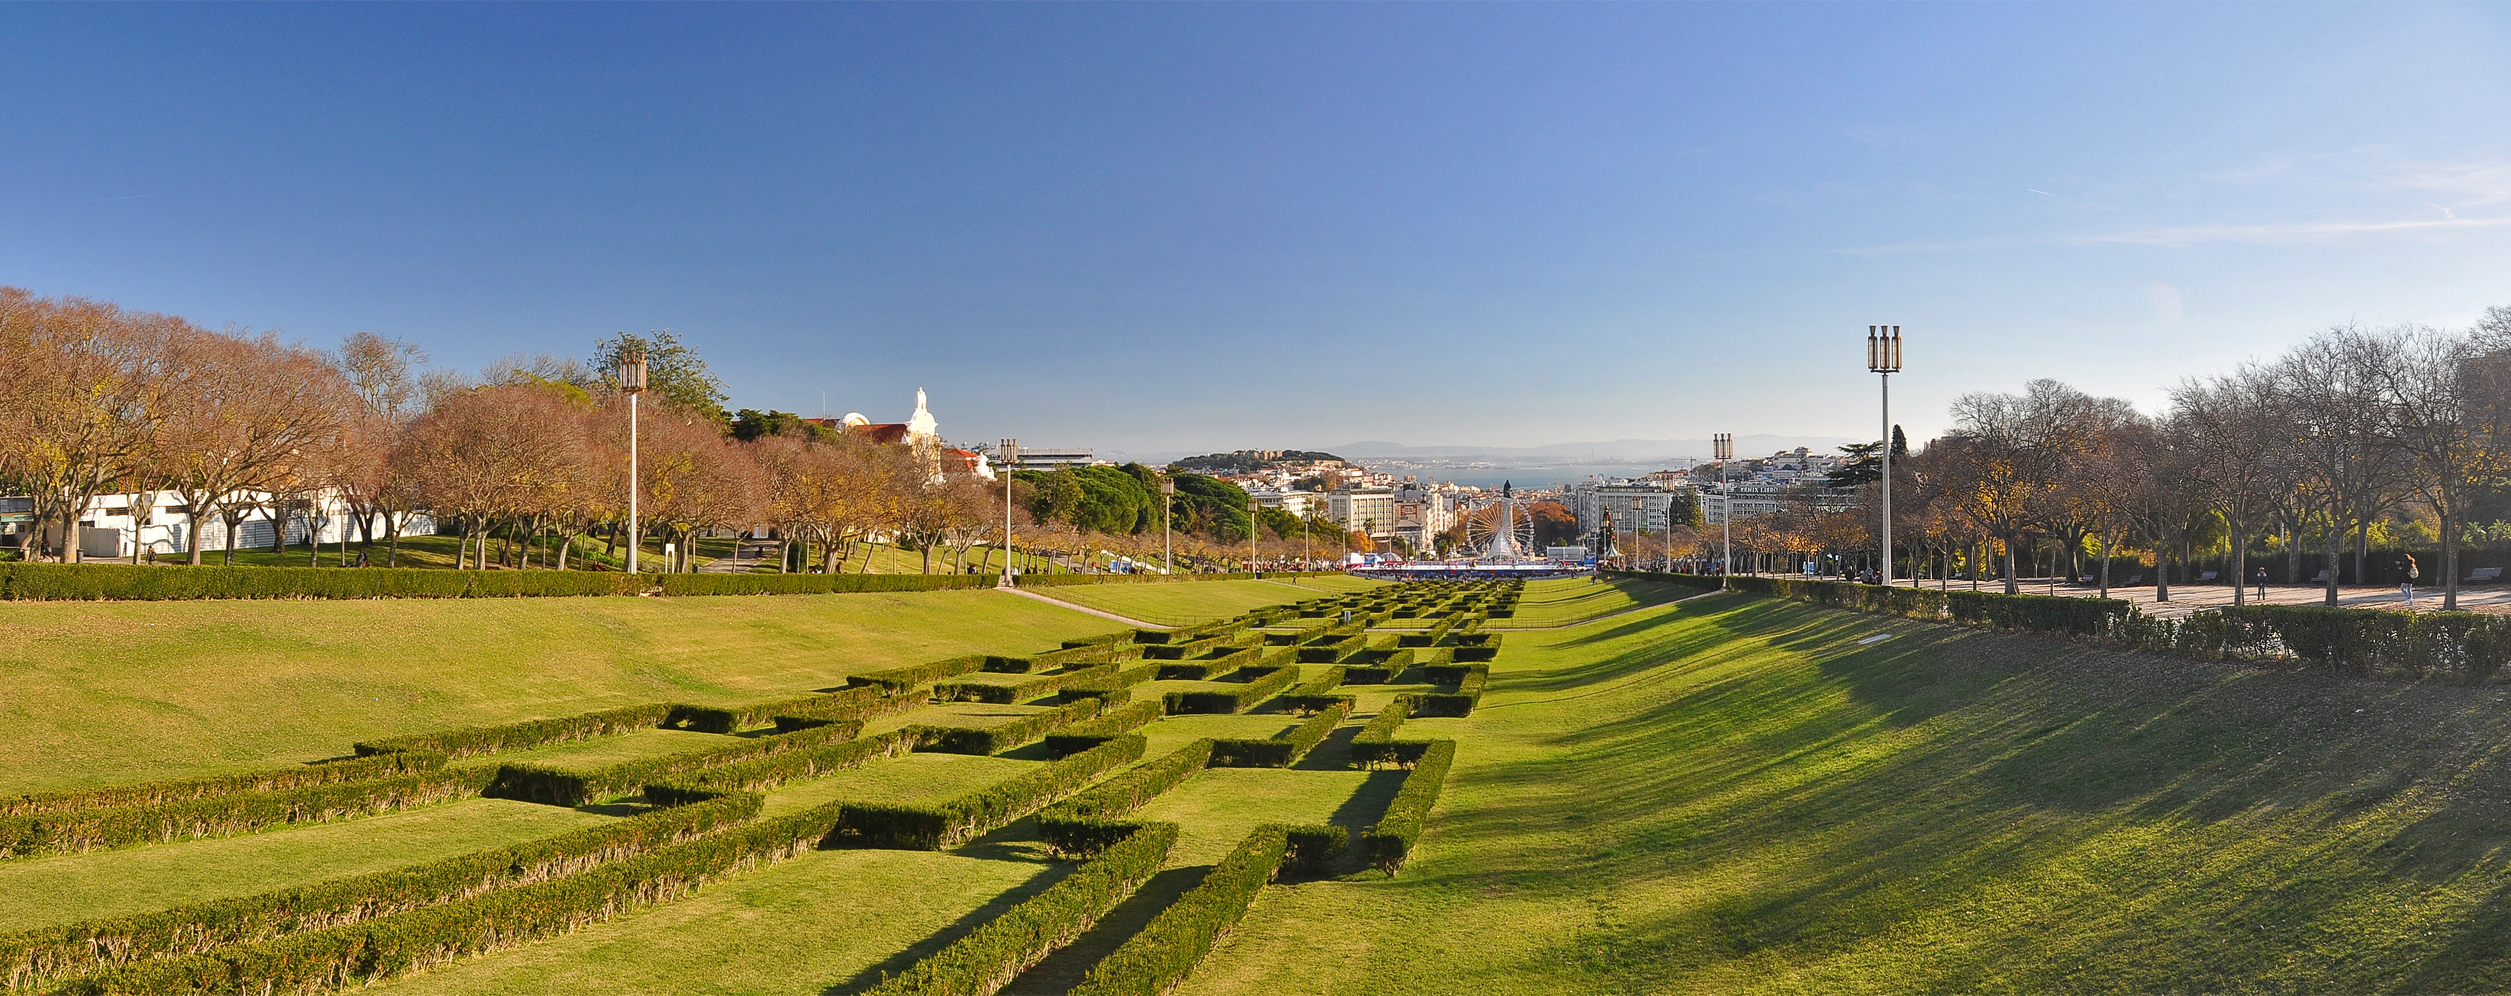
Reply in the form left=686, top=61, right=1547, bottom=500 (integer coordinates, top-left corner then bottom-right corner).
left=2124, top=574, right=2142, bottom=585
left=2197, top=571, right=2220, bottom=583
left=2312, top=569, right=2331, bottom=584
left=2468, top=567, right=2503, bottom=584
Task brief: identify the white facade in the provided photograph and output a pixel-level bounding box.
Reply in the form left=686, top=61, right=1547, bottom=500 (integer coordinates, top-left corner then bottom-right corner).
left=1574, top=482, right=1685, bottom=536
left=2, top=490, right=436, bottom=560
left=1327, top=487, right=1398, bottom=539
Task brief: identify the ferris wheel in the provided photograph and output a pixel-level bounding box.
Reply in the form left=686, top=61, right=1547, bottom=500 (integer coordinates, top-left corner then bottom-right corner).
left=1461, top=500, right=1538, bottom=560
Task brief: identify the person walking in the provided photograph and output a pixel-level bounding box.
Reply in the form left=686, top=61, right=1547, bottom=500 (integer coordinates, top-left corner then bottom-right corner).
left=2253, top=567, right=2269, bottom=603
left=2402, top=553, right=2420, bottom=608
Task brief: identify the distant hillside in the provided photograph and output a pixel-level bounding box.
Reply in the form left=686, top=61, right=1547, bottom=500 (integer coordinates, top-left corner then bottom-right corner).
left=1168, top=449, right=1346, bottom=474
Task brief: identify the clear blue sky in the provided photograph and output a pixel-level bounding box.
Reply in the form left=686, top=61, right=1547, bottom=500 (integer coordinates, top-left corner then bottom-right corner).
left=3, top=3, right=2505, bottom=456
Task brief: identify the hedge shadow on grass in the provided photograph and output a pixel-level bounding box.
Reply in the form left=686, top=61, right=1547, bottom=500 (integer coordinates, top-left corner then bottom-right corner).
left=821, top=859, right=1071, bottom=995
left=1001, top=865, right=1213, bottom=995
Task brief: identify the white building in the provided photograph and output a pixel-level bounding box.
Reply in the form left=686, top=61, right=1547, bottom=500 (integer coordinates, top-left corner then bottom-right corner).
left=1, top=490, right=436, bottom=560
left=1327, top=487, right=1398, bottom=540
left=1573, top=481, right=1687, bottom=537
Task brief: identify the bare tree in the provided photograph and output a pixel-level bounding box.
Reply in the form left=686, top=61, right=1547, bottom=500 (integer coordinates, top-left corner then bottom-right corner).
left=2372, top=327, right=2503, bottom=610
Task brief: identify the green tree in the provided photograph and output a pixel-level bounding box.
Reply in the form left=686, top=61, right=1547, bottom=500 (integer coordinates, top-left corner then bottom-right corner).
left=595, top=330, right=727, bottom=422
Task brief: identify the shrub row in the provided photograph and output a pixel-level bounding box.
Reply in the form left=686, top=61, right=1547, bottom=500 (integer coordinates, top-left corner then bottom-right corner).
left=1350, top=697, right=1432, bottom=769
left=1295, top=634, right=1366, bottom=664
left=0, top=562, right=649, bottom=602
left=1396, top=616, right=1458, bottom=648
left=1139, top=635, right=1235, bottom=660
left=671, top=686, right=918, bottom=735
left=1209, top=699, right=1350, bottom=768
left=1163, top=665, right=1299, bottom=715
left=654, top=573, right=993, bottom=596
left=354, top=703, right=677, bottom=759
left=1278, top=666, right=1350, bottom=714
left=1037, top=739, right=1216, bottom=855
left=936, top=663, right=1120, bottom=705
left=485, top=720, right=865, bottom=807
left=1412, top=664, right=1489, bottom=717
left=1130, top=617, right=1245, bottom=645
left=0, top=767, right=495, bottom=861
left=2, top=752, right=444, bottom=819
left=1069, top=825, right=1291, bottom=996
left=1056, top=663, right=1163, bottom=704
left=643, top=731, right=919, bottom=803
left=1, top=791, right=758, bottom=992
left=64, top=791, right=838, bottom=996
left=847, top=654, right=991, bottom=693
left=1635, top=572, right=2136, bottom=638
left=2117, top=604, right=2511, bottom=679
left=908, top=696, right=1112, bottom=755
left=1042, top=700, right=1168, bottom=759
left=1156, top=647, right=1257, bottom=681
left=1029, top=640, right=1146, bottom=671
left=1359, top=739, right=1456, bottom=873
left=837, top=735, right=1147, bottom=849
left=858, top=822, right=1177, bottom=996
left=1340, top=648, right=1414, bottom=684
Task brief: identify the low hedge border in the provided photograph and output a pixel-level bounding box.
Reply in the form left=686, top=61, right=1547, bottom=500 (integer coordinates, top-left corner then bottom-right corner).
left=0, top=562, right=648, bottom=602
left=644, top=731, right=919, bottom=803
left=1209, top=700, right=1350, bottom=768
left=1156, top=647, right=1257, bottom=681
left=64, top=791, right=840, bottom=996
left=1069, top=825, right=1293, bottom=996
left=1411, top=664, right=1488, bottom=718
left=2, top=751, right=445, bottom=819
left=1056, top=663, right=1163, bottom=704
left=1277, top=666, right=1349, bottom=714
left=1360, top=739, right=1456, bottom=873
left=1038, top=739, right=1216, bottom=856
left=668, top=685, right=917, bottom=735
left=857, top=821, right=1178, bottom=996
left=0, top=767, right=497, bottom=861
left=848, top=654, right=991, bottom=693
left=485, top=720, right=866, bottom=807
left=1340, top=648, right=1415, bottom=684
left=2, top=791, right=759, bottom=992
left=655, top=573, right=993, bottom=596
left=935, top=663, right=1120, bottom=706
left=1162, top=665, right=1299, bottom=715
left=837, top=735, right=1148, bottom=850
left=908, top=696, right=1113, bottom=756
left=1622, top=571, right=2134, bottom=638
left=1042, top=700, right=1167, bottom=759
left=1350, top=698, right=1432, bottom=769
left=354, top=703, right=678, bottom=760
left=1030, top=640, right=1146, bottom=671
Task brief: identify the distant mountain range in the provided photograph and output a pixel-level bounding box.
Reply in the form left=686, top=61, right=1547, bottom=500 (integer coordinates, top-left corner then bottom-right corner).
left=1101, top=434, right=1859, bottom=471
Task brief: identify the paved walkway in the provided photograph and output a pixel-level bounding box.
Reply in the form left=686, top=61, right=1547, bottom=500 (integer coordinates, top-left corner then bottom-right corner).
left=1885, top=578, right=2511, bottom=617
left=998, top=586, right=1168, bottom=629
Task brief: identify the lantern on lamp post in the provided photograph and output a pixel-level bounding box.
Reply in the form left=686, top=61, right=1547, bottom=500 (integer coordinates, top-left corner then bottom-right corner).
left=1714, top=432, right=1733, bottom=588
left=1866, top=325, right=1903, bottom=585
left=1160, top=476, right=1175, bottom=575
left=618, top=351, right=648, bottom=575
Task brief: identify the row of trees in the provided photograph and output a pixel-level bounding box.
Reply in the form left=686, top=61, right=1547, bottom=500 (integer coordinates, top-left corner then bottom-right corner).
left=1739, top=306, right=2511, bottom=610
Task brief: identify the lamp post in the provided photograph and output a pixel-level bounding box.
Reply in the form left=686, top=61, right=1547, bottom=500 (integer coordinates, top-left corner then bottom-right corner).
left=618, top=351, right=648, bottom=575
left=1000, top=439, right=1018, bottom=587
left=1246, top=496, right=1261, bottom=575
left=1714, top=432, right=1733, bottom=588
left=1866, top=325, right=1903, bottom=585
left=1160, top=476, right=1175, bottom=575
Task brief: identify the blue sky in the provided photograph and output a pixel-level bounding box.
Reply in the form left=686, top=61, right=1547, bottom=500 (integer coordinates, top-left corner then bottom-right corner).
left=2, top=3, right=2506, bottom=457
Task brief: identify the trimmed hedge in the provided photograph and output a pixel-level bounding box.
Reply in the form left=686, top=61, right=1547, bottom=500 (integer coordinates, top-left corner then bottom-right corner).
left=909, top=696, right=1112, bottom=755
left=838, top=735, right=1147, bottom=849
left=1412, top=664, right=1488, bottom=717
left=858, top=822, right=1177, bottom=996
left=0, top=562, right=650, bottom=602
left=2118, top=603, right=2511, bottom=679
left=643, top=730, right=919, bottom=803
left=0, top=766, right=496, bottom=860
left=1351, top=697, right=1432, bottom=769
left=2, top=752, right=445, bottom=819
left=1163, top=665, right=1299, bottom=715
left=1056, top=663, right=1163, bottom=704
left=1030, top=640, right=1146, bottom=671
left=1282, top=824, right=1349, bottom=875
left=1360, top=739, right=1455, bottom=873
left=1340, top=648, right=1414, bottom=684
left=848, top=654, right=990, bottom=693
left=1278, top=665, right=1348, bottom=714
left=1038, top=739, right=1216, bottom=855
left=485, top=720, right=865, bottom=807
left=354, top=703, right=677, bottom=760
left=1210, top=699, right=1350, bottom=768
left=1069, top=825, right=1290, bottom=996
left=1631, top=571, right=2135, bottom=638
left=65, top=792, right=840, bottom=996
left=935, top=663, right=1120, bottom=705
left=655, top=573, right=992, bottom=596
left=1295, top=634, right=1365, bottom=664
left=1157, top=647, right=1257, bottom=681
left=0, top=791, right=759, bottom=992
left=667, top=686, right=918, bottom=735
left=1043, top=700, right=1168, bottom=759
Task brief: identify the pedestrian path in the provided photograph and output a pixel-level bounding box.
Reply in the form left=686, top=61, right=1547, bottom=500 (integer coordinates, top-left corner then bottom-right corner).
left=1884, top=578, right=2511, bottom=617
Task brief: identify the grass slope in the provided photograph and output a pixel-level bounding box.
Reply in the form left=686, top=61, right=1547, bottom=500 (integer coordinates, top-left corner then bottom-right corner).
left=1035, top=576, right=1382, bottom=626
left=1480, top=576, right=1703, bottom=628
left=2, top=588, right=1121, bottom=792
left=1184, top=592, right=2511, bottom=994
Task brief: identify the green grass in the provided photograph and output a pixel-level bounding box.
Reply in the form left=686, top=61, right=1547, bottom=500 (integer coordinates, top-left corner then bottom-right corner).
left=1, top=588, right=1123, bottom=793
left=1029, top=576, right=1384, bottom=626
left=369, top=848, right=1061, bottom=996
left=1477, top=575, right=1703, bottom=628
left=0, top=798, right=608, bottom=932
left=759, top=750, right=1039, bottom=817
left=474, top=727, right=745, bottom=771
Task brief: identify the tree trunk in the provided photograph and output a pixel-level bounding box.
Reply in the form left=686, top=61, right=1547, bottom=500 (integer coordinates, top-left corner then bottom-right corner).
left=2098, top=535, right=2113, bottom=599
left=2324, top=520, right=2343, bottom=606
left=2355, top=518, right=2368, bottom=585
left=2001, top=540, right=2019, bottom=595
left=2230, top=522, right=2248, bottom=606
left=2443, top=505, right=2460, bottom=611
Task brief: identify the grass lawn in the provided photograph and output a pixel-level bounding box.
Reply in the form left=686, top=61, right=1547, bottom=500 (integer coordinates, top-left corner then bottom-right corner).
left=0, top=798, right=608, bottom=932
left=1478, top=575, right=1705, bottom=628
left=1028, top=576, right=1384, bottom=627
left=370, top=848, right=1061, bottom=996
left=1177, top=592, right=2511, bottom=994
left=473, top=727, right=745, bottom=771
left=1, top=588, right=1123, bottom=793
left=759, top=751, right=1038, bottom=817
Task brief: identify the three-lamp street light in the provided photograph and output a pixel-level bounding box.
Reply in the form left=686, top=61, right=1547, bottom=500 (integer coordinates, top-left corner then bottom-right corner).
left=1246, top=496, right=1261, bottom=575
left=1866, top=325, right=1903, bottom=585
left=1713, top=432, right=1732, bottom=587
left=1000, top=439, right=1018, bottom=586
left=1160, top=476, right=1175, bottom=576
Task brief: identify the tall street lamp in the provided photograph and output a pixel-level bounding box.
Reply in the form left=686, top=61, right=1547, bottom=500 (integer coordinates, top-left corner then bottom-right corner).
left=1714, top=432, right=1733, bottom=588
left=1246, top=496, right=1261, bottom=575
left=1160, top=476, right=1175, bottom=575
left=1001, top=439, right=1018, bottom=587
left=1866, top=325, right=1903, bottom=585
left=618, top=351, right=648, bottom=575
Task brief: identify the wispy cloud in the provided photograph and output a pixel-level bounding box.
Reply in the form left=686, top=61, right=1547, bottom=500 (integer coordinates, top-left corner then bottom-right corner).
left=2069, top=214, right=2510, bottom=247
